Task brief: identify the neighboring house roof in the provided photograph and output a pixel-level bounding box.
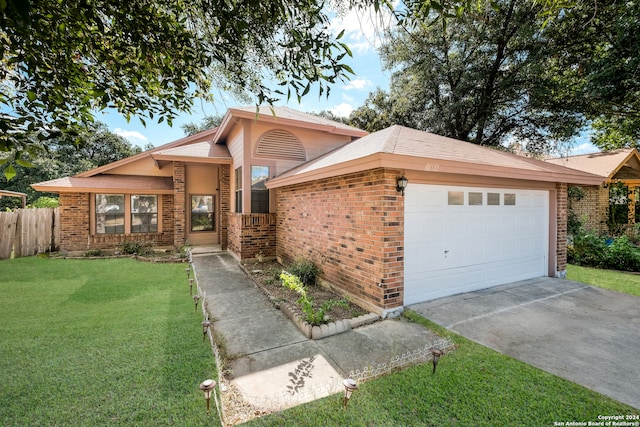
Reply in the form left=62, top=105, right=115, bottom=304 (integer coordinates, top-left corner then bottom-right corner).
left=0, top=190, right=27, bottom=207
left=267, top=125, right=604, bottom=188
left=212, top=106, right=367, bottom=144
left=545, top=148, right=640, bottom=180
left=31, top=175, right=174, bottom=194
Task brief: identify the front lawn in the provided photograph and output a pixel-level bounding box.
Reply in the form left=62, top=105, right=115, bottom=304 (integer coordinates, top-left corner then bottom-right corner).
left=567, top=264, right=640, bottom=297
left=0, top=257, right=219, bottom=426
left=246, top=313, right=635, bottom=426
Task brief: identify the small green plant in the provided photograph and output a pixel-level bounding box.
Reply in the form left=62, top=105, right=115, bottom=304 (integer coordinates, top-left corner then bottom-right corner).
left=288, top=257, right=321, bottom=286
left=84, top=249, right=104, bottom=257
left=120, top=241, right=156, bottom=256
left=280, top=271, right=330, bottom=325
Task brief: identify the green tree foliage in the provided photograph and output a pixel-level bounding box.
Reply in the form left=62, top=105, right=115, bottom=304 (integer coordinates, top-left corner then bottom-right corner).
left=350, top=0, right=585, bottom=153
left=543, top=0, right=640, bottom=150
left=0, top=0, right=355, bottom=177
left=351, top=0, right=640, bottom=152
left=0, top=122, right=140, bottom=210
left=180, top=115, right=224, bottom=136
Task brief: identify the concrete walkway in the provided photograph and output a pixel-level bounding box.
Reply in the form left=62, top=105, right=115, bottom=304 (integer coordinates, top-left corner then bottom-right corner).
left=410, top=277, right=640, bottom=410
left=191, top=252, right=446, bottom=414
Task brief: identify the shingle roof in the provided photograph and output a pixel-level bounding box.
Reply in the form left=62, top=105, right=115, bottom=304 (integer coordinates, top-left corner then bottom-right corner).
left=152, top=141, right=231, bottom=162
left=268, top=125, right=604, bottom=187
left=545, top=148, right=635, bottom=178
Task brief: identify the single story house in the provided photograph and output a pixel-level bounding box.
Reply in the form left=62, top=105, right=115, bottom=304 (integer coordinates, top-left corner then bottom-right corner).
left=33, top=106, right=603, bottom=316
left=546, top=148, right=640, bottom=234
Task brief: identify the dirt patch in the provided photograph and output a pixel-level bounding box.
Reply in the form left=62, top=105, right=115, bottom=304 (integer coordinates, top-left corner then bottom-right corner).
left=243, top=260, right=368, bottom=324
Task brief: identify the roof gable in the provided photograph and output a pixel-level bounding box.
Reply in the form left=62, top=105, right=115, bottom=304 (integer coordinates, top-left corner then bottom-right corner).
left=213, top=106, right=367, bottom=144
left=76, top=127, right=220, bottom=177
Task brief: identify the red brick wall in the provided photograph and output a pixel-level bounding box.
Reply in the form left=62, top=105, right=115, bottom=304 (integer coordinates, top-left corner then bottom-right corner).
left=275, top=168, right=404, bottom=315
left=59, top=192, right=90, bottom=251
left=58, top=192, right=174, bottom=252
left=571, top=185, right=607, bottom=233
left=227, top=213, right=277, bottom=260
left=556, top=182, right=568, bottom=274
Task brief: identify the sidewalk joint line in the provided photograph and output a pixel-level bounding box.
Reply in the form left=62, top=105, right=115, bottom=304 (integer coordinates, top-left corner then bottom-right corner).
left=446, top=285, right=588, bottom=329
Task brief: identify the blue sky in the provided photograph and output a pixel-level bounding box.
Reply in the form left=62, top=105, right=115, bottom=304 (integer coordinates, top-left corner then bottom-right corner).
left=100, top=5, right=598, bottom=156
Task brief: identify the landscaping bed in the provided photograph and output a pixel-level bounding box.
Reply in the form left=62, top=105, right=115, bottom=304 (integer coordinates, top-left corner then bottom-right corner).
left=242, top=260, right=375, bottom=339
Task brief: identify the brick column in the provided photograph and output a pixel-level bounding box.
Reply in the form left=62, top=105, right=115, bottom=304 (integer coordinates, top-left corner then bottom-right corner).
left=59, top=192, right=90, bottom=251
left=173, top=162, right=186, bottom=248
left=219, top=164, right=230, bottom=250
left=556, top=182, right=568, bottom=277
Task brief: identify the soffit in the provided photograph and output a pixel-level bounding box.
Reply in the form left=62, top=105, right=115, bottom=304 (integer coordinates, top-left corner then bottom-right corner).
left=31, top=175, right=174, bottom=194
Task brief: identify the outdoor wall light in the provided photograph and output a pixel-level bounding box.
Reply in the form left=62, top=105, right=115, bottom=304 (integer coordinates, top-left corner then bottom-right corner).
left=396, top=176, right=409, bottom=196
left=201, top=319, right=212, bottom=341
left=199, top=379, right=216, bottom=415
left=342, top=378, right=358, bottom=408
left=193, top=294, right=201, bottom=312
left=189, top=278, right=194, bottom=295
left=431, top=347, right=444, bottom=374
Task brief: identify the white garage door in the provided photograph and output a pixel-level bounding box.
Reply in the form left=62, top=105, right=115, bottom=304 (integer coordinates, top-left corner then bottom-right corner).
left=404, top=184, right=549, bottom=305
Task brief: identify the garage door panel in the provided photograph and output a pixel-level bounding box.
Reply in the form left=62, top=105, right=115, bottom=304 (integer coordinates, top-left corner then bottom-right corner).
left=405, top=184, right=549, bottom=305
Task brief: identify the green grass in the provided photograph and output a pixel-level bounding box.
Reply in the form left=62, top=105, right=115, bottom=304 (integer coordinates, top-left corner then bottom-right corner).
left=246, top=312, right=635, bottom=426
left=567, top=264, right=640, bottom=297
left=0, top=256, right=219, bottom=426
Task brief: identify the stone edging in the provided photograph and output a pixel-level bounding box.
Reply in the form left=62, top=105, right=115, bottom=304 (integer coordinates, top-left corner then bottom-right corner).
left=241, top=264, right=380, bottom=340
left=279, top=302, right=380, bottom=339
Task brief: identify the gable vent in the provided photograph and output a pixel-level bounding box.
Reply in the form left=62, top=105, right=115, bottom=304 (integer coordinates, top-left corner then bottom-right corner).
left=255, top=130, right=306, bottom=161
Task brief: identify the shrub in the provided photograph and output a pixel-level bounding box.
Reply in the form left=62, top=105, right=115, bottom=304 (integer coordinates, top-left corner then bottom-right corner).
left=570, top=232, right=640, bottom=272
left=288, top=257, right=321, bottom=286
left=120, top=241, right=155, bottom=256
left=606, top=236, right=640, bottom=272
left=571, top=233, right=609, bottom=268
left=29, top=196, right=59, bottom=208
left=84, top=249, right=104, bottom=257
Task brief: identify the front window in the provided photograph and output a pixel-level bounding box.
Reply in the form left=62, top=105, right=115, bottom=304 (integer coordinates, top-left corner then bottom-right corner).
left=191, top=195, right=214, bottom=232
left=235, top=167, right=242, bottom=213
left=131, top=195, right=158, bottom=233
left=251, top=165, right=269, bottom=213
left=96, top=194, right=124, bottom=234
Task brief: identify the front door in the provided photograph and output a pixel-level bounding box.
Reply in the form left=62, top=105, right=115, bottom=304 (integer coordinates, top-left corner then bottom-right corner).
left=186, top=165, right=220, bottom=245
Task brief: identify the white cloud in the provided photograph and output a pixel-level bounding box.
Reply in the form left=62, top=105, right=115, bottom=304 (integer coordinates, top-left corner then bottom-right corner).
left=331, top=102, right=354, bottom=117
left=330, top=2, right=397, bottom=54
left=344, top=78, right=373, bottom=91
left=113, top=128, right=149, bottom=146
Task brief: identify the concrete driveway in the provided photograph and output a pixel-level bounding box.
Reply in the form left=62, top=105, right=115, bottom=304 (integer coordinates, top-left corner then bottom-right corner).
left=409, top=277, right=640, bottom=409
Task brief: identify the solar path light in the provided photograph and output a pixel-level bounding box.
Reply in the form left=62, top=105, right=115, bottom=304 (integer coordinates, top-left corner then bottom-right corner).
left=193, top=294, right=201, bottom=312
left=431, top=347, right=444, bottom=374
left=342, top=378, right=358, bottom=408
left=189, top=278, right=194, bottom=295
left=199, top=379, right=216, bottom=415
left=201, top=319, right=212, bottom=341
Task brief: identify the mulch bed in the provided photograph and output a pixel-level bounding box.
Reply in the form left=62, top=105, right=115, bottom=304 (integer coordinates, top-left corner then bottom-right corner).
left=243, top=260, right=368, bottom=324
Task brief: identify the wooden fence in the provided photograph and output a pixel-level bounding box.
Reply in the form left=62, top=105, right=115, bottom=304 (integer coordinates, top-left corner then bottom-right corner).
left=0, top=208, right=60, bottom=259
